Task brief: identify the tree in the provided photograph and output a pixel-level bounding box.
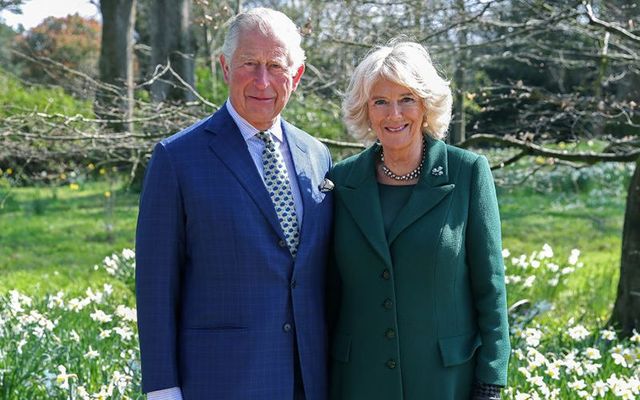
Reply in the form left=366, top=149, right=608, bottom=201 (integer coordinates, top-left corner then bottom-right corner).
left=96, top=0, right=137, bottom=132
left=0, top=0, right=24, bottom=14
left=149, top=0, right=195, bottom=102
left=13, top=14, right=101, bottom=97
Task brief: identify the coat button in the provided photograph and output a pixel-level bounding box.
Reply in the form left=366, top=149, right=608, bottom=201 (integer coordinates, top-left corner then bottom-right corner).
left=381, top=269, right=391, bottom=280
left=382, top=298, right=393, bottom=310
left=278, top=239, right=287, bottom=248
left=290, top=279, right=297, bottom=289
left=385, top=329, right=396, bottom=339
left=283, top=323, right=292, bottom=332
left=386, top=359, right=396, bottom=369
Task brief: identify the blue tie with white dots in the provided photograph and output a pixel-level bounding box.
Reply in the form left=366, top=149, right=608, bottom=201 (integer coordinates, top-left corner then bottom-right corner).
left=256, top=131, right=300, bottom=257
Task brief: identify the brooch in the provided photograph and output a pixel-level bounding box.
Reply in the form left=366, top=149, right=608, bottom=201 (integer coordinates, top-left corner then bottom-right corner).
left=431, top=166, right=444, bottom=176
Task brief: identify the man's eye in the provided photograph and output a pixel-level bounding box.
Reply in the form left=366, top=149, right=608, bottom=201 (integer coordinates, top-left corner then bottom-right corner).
left=269, top=63, right=285, bottom=70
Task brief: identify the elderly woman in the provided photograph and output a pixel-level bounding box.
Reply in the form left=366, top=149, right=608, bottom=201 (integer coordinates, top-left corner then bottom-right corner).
left=328, top=41, right=510, bottom=400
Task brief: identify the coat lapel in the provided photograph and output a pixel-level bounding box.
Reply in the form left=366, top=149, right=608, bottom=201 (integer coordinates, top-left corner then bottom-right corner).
left=204, top=105, right=284, bottom=239
left=387, top=137, right=455, bottom=244
left=338, top=145, right=392, bottom=268
left=282, top=121, right=311, bottom=227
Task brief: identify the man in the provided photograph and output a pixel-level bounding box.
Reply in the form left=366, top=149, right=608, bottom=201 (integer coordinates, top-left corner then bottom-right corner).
left=136, top=8, right=333, bottom=400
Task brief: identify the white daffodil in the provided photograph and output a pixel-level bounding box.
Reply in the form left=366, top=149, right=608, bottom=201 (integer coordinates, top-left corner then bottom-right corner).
left=115, top=305, right=137, bottom=322
left=84, top=345, right=99, bottom=359
left=584, top=347, right=601, bottom=360
left=568, top=325, right=590, bottom=341
left=55, top=365, right=76, bottom=390
left=600, top=328, right=617, bottom=341
left=90, top=309, right=112, bottom=323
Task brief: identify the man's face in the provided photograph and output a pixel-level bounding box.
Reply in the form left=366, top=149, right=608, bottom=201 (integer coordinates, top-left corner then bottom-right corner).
left=220, top=30, right=304, bottom=131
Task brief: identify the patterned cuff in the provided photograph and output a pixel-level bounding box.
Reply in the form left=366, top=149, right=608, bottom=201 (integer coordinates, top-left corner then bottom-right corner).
left=471, top=382, right=501, bottom=400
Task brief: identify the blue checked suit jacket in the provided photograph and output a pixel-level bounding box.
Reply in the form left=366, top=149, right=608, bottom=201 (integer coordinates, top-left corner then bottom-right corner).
left=135, top=104, right=333, bottom=399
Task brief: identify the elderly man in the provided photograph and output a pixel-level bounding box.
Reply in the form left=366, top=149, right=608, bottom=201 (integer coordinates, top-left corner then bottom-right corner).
left=135, top=8, right=333, bottom=400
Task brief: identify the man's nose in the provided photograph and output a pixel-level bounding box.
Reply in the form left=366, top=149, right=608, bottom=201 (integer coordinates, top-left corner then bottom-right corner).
left=254, top=65, right=270, bottom=89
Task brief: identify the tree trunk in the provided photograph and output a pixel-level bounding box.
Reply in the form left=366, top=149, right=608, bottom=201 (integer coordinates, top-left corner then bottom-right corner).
left=611, top=157, right=640, bottom=337
left=96, top=0, right=136, bottom=132
left=150, top=0, right=195, bottom=103
left=450, top=0, right=467, bottom=145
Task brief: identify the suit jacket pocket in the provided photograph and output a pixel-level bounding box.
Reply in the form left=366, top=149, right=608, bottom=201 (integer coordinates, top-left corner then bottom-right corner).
left=330, top=332, right=351, bottom=363
left=438, top=331, right=482, bottom=367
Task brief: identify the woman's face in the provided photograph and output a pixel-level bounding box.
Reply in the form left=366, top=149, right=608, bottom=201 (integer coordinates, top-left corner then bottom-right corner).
left=367, top=78, right=425, bottom=154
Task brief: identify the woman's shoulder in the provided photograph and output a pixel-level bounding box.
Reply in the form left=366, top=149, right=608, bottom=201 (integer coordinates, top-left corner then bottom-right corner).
left=330, top=145, right=375, bottom=182
left=444, top=141, right=483, bottom=167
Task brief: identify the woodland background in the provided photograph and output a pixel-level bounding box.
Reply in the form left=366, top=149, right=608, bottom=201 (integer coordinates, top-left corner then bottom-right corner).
left=0, top=0, right=639, bottom=398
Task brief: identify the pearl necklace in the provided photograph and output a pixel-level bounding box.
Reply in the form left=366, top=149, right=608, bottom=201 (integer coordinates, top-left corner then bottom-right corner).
left=379, top=137, right=426, bottom=181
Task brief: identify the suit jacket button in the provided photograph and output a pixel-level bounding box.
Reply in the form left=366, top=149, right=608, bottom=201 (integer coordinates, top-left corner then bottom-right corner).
left=278, top=239, right=287, bottom=248
left=386, top=359, right=396, bottom=369
left=383, top=298, right=393, bottom=310
left=385, top=329, right=396, bottom=339
left=283, top=323, right=292, bottom=332
left=381, top=269, right=391, bottom=280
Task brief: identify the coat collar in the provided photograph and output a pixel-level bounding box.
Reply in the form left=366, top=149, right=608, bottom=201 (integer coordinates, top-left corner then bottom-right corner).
left=338, top=136, right=455, bottom=267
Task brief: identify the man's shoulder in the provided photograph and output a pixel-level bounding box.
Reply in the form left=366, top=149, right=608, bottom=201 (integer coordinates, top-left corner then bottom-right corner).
left=282, top=119, right=330, bottom=157
left=159, top=115, right=213, bottom=150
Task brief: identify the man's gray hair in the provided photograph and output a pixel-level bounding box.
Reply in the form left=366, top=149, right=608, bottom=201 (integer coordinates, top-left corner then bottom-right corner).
left=221, top=7, right=306, bottom=72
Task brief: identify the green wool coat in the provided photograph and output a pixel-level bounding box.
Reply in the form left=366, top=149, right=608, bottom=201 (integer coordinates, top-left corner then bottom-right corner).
left=328, top=137, right=510, bottom=400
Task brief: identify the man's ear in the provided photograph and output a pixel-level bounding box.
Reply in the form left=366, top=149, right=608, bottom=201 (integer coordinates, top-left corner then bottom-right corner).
left=219, top=54, right=230, bottom=84
left=291, top=64, right=305, bottom=91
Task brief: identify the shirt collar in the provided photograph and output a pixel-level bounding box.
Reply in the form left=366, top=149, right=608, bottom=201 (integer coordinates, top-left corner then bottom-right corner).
left=225, top=100, right=284, bottom=143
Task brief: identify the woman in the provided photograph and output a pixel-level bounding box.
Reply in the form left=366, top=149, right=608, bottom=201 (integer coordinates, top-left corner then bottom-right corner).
left=328, top=40, right=510, bottom=400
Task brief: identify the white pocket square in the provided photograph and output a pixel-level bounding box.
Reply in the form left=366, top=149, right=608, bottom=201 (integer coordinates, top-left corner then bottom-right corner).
left=318, top=178, right=335, bottom=192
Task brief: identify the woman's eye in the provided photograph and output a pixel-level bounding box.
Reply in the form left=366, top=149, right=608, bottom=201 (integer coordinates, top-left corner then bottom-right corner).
left=401, top=97, right=416, bottom=104
left=373, top=99, right=387, bottom=106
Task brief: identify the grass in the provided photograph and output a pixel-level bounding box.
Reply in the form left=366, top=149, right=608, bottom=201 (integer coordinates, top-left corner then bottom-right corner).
left=0, top=178, right=139, bottom=295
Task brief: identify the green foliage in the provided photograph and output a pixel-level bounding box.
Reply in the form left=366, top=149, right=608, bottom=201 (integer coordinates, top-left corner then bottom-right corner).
left=194, top=63, right=228, bottom=105
left=13, top=14, right=101, bottom=97
left=0, top=67, right=93, bottom=117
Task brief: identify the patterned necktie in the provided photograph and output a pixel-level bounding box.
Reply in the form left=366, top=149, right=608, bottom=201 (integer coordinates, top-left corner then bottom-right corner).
left=256, top=131, right=300, bottom=257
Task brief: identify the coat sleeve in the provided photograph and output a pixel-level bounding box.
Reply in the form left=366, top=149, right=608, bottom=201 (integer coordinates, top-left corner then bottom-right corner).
left=466, top=155, right=510, bottom=386
left=136, top=142, right=185, bottom=393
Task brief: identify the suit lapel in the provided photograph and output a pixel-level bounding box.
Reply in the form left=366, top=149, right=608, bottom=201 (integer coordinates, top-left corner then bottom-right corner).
left=338, top=145, right=392, bottom=268
left=282, top=121, right=311, bottom=226
left=387, top=137, right=455, bottom=244
left=204, top=105, right=283, bottom=238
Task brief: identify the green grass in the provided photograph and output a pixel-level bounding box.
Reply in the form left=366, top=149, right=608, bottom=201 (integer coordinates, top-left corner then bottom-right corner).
left=0, top=179, right=139, bottom=294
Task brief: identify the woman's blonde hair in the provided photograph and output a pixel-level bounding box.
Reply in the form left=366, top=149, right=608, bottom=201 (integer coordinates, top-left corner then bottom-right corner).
left=342, top=40, right=452, bottom=141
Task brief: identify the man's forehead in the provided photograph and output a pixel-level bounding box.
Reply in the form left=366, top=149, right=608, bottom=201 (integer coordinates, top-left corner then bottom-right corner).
left=234, top=31, right=290, bottom=60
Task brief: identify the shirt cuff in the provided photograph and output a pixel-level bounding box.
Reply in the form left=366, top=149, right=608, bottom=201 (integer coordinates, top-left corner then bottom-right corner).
left=147, top=387, right=183, bottom=400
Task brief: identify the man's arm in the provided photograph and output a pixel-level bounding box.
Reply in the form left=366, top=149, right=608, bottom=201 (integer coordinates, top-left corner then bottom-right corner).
left=136, top=143, right=185, bottom=393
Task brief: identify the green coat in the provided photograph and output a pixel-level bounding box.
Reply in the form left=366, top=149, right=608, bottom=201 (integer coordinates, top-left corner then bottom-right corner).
left=328, top=137, right=510, bottom=400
